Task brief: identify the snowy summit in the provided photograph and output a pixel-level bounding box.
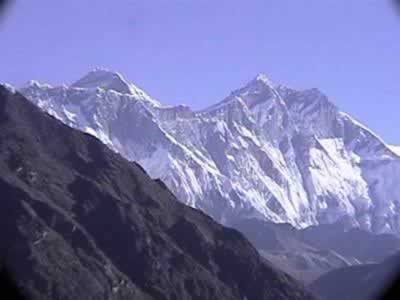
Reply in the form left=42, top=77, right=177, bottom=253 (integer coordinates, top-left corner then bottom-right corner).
left=18, top=69, right=400, bottom=235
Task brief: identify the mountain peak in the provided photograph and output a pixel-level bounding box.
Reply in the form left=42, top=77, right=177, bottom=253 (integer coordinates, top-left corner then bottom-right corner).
left=242, top=73, right=276, bottom=92
left=253, top=73, right=274, bottom=86
left=71, top=68, right=132, bottom=94
left=71, top=68, right=161, bottom=107
left=203, top=73, right=279, bottom=112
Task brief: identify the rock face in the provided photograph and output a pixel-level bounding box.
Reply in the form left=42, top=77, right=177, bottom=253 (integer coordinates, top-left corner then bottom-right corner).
left=0, top=86, right=315, bottom=300
left=19, top=69, right=400, bottom=234
left=311, top=253, right=400, bottom=300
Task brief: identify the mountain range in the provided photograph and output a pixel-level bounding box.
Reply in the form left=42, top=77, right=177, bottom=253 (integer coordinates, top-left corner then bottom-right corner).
left=0, top=85, right=314, bottom=300
left=17, top=69, right=400, bottom=235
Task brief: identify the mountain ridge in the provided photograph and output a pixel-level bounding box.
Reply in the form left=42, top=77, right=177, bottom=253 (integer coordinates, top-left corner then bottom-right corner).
left=17, top=69, right=400, bottom=234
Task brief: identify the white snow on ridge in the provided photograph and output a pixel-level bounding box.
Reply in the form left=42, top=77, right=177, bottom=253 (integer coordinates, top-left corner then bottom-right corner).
left=2, top=83, right=16, bottom=93
left=17, top=70, right=400, bottom=234
left=389, top=145, right=400, bottom=157
left=71, top=68, right=162, bottom=107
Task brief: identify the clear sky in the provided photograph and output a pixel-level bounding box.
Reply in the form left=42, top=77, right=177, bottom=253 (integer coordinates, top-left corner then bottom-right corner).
left=0, top=1, right=399, bottom=144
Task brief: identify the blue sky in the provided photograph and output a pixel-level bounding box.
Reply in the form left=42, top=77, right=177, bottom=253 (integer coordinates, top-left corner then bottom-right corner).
left=0, top=0, right=399, bottom=144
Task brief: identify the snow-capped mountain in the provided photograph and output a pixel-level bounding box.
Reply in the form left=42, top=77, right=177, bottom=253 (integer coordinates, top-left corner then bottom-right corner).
left=18, top=69, right=400, bottom=234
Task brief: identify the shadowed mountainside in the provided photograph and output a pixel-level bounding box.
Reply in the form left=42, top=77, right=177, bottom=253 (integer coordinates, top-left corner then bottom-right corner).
left=311, top=252, right=400, bottom=300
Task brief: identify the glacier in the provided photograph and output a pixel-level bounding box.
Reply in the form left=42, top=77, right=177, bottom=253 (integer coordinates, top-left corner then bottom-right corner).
left=17, top=69, right=400, bottom=234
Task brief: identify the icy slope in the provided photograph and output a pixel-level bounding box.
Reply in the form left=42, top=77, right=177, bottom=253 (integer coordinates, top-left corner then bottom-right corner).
left=19, top=69, right=400, bottom=234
